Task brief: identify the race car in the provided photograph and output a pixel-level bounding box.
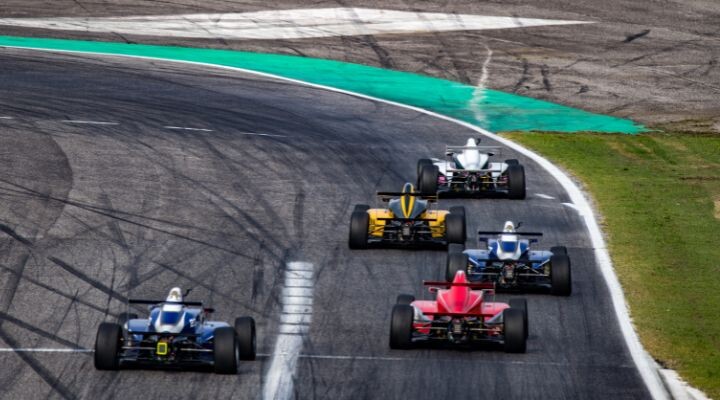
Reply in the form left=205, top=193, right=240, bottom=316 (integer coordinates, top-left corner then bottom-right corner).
left=416, top=138, right=526, bottom=199
left=390, top=270, right=528, bottom=352
left=348, top=182, right=466, bottom=249
left=94, top=287, right=256, bottom=374
left=446, top=221, right=571, bottom=296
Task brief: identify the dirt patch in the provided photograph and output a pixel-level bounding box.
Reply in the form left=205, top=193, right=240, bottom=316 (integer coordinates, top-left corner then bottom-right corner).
left=715, top=198, right=720, bottom=220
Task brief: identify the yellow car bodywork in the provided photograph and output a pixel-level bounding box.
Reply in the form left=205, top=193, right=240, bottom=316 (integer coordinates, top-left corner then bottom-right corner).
left=367, top=209, right=449, bottom=238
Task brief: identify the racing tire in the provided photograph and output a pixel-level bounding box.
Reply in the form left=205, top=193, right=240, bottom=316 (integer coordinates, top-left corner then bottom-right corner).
left=504, top=159, right=520, bottom=166
left=396, top=294, right=415, bottom=305
left=418, top=165, right=439, bottom=195
left=94, top=322, right=122, bottom=370
left=509, top=298, right=529, bottom=339
left=417, top=158, right=433, bottom=178
left=447, top=243, right=465, bottom=255
left=507, top=164, right=526, bottom=200
left=235, top=317, right=257, bottom=361
left=550, top=246, right=568, bottom=256
left=449, top=206, right=466, bottom=219
left=117, top=313, right=138, bottom=327
left=445, top=213, right=466, bottom=245
left=550, top=254, right=572, bottom=296
left=446, top=251, right=469, bottom=282
left=348, top=210, right=370, bottom=249
left=353, top=204, right=370, bottom=213
left=214, top=327, right=239, bottom=374
left=389, top=305, right=414, bottom=350
left=503, top=308, right=527, bottom=354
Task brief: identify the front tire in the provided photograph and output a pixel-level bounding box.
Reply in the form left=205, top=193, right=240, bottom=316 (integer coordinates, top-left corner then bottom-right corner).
left=389, top=305, right=414, bottom=349
left=418, top=164, right=439, bottom=194
left=445, top=213, right=466, bottom=245
left=348, top=210, right=370, bottom=249
left=94, top=322, right=121, bottom=370
left=550, top=254, right=572, bottom=296
left=214, top=327, right=239, bottom=374
left=446, top=251, right=469, bottom=282
left=417, top=158, right=433, bottom=178
left=503, top=308, right=527, bottom=353
left=235, top=317, right=257, bottom=361
left=396, top=294, right=415, bottom=305
left=507, top=164, right=526, bottom=200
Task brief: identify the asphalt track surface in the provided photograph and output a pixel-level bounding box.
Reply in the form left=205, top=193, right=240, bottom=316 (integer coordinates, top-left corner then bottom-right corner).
left=1, top=0, right=719, bottom=131
left=0, top=49, right=650, bottom=399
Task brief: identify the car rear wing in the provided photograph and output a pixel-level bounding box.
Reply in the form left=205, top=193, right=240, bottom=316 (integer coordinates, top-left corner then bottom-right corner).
left=477, top=231, right=543, bottom=236
left=423, top=281, right=495, bottom=289
left=377, top=217, right=438, bottom=222
left=445, top=145, right=502, bottom=153
left=129, top=299, right=204, bottom=306
left=376, top=192, right=438, bottom=202
left=421, top=311, right=498, bottom=318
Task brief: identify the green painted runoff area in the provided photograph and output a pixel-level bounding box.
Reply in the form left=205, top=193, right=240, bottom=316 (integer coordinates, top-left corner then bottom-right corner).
left=0, top=35, right=644, bottom=133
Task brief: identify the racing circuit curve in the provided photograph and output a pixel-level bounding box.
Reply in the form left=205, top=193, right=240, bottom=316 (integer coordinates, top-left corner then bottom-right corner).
left=0, top=48, right=652, bottom=399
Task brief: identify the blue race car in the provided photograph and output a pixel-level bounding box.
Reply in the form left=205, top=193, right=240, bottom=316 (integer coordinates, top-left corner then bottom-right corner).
left=446, top=221, right=571, bottom=296
left=94, top=287, right=256, bottom=374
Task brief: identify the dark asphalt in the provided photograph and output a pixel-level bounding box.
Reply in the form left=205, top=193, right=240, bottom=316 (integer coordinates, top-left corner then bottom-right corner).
left=0, top=49, right=649, bottom=399
left=0, top=1, right=718, bottom=132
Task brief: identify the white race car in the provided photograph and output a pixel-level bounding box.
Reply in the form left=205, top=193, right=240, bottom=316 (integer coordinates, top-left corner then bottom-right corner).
left=416, top=138, right=525, bottom=199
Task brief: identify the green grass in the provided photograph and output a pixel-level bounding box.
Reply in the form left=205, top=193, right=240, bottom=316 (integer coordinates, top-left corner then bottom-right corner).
left=502, top=131, right=720, bottom=398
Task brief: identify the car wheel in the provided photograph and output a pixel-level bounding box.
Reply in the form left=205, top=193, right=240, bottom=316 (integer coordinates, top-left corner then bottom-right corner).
left=348, top=210, right=370, bottom=249
left=418, top=164, right=439, bottom=195
left=507, top=164, right=526, bottom=200
left=214, top=327, right=238, bottom=374
left=353, top=204, right=370, bottom=213
left=446, top=251, right=469, bottom=282
left=94, top=322, right=122, bottom=370
left=509, top=298, right=529, bottom=339
left=396, top=294, right=415, bottom=305
left=389, top=305, right=414, bottom=349
left=445, top=213, right=466, bottom=245
left=550, top=254, right=572, bottom=296
left=503, top=308, right=527, bottom=353
left=235, top=317, right=257, bottom=361
left=550, top=246, right=568, bottom=256
left=504, top=159, right=519, bottom=166
left=449, top=206, right=466, bottom=220
left=117, top=313, right=138, bottom=327
left=417, top=158, right=433, bottom=178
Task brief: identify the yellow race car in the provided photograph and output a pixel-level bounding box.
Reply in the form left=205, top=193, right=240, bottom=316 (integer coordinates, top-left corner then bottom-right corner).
left=348, top=183, right=466, bottom=249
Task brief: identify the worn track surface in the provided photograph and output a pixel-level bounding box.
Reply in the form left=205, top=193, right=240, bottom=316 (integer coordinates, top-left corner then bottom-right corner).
left=0, top=49, right=649, bottom=399
left=1, top=1, right=719, bottom=131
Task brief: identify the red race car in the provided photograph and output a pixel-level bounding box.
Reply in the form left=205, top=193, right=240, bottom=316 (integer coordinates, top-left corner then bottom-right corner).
left=390, top=271, right=528, bottom=352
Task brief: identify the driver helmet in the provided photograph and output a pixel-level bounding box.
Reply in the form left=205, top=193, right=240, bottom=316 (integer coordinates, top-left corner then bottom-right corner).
left=154, top=287, right=186, bottom=333
left=500, top=221, right=519, bottom=253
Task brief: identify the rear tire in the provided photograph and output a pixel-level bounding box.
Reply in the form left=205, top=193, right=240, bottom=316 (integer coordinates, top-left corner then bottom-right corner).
left=503, top=309, right=527, bottom=353
left=446, top=251, right=469, bottom=282
left=449, top=206, right=466, bottom=219
left=214, top=327, right=238, bottom=374
left=417, top=158, right=433, bottom=178
left=235, top=317, right=256, bottom=361
left=94, top=322, right=121, bottom=370
left=505, top=159, right=519, bottom=166
left=550, top=246, right=567, bottom=256
left=348, top=210, right=370, bottom=249
left=418, top=165, right=439, bottom=195
left=507, top=164, right=526, bottom=200
left=353, top=204, right=370, bottom=213
left=550, top=255, right=572, bottom=296
left=389, top=305, right=414, bottom=349
left=509, top=298, right=529, bottom=339
left=445, top=213, right=466, bottom=245
left=396, top=294, right=415, bottom=305
left=117, top=313, right=138, bottom=327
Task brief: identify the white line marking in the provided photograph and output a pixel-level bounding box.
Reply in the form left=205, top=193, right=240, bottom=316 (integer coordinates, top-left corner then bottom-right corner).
left=284, top=278, right=314, bottom=288
left=238, top=132, right=287, bottom=138
left=0, top=348, right=92, bottom=353
left=264, top=261, right=315, bottom=400
left=562, top=202, right=582, bottom=212
left=62, top=120, right=119, bottom=125
left=0, top=46, right=671, bottom=400
left=535, top=193, right=555, bottom=200
left=0, top=9, right=592, bottom=40
left=0, top=116, right=13, bottom=120
left=164, top=126, right=213, bottom=132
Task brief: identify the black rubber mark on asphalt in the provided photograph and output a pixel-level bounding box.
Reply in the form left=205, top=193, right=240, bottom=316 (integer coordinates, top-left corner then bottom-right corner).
left=512, top=59, right=531, bottom=93
left=47, top=257, right=128, bottom=303
left=0, top=223, right=32, bottom=246
left=578, top=85, right=590, bottom=94
left=541, top=65, right=553, bottom=91
left=0, top=312, right=82, bottom=349
left=624, top=29, right=651, bottom=43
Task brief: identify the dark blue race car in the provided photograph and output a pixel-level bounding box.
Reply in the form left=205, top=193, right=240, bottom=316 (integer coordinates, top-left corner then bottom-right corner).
left=446, top=221, right=572, bottom=296
left=94, top=287, right=256, bottom=374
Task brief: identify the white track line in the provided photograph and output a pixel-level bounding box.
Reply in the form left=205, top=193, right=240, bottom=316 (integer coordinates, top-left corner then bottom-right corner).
left=62, top=120, right=119, bottom=125
left=0, top=348, right=92, bottom=353
left=0, top=45, right=672, bottom=400
left=164, top=126, right=213, bottom=132
left=535, top=193, right=555, bottom=200
left=263, top=262, right=314, bottom=400
left=0, top=116, right=13, bottom=119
